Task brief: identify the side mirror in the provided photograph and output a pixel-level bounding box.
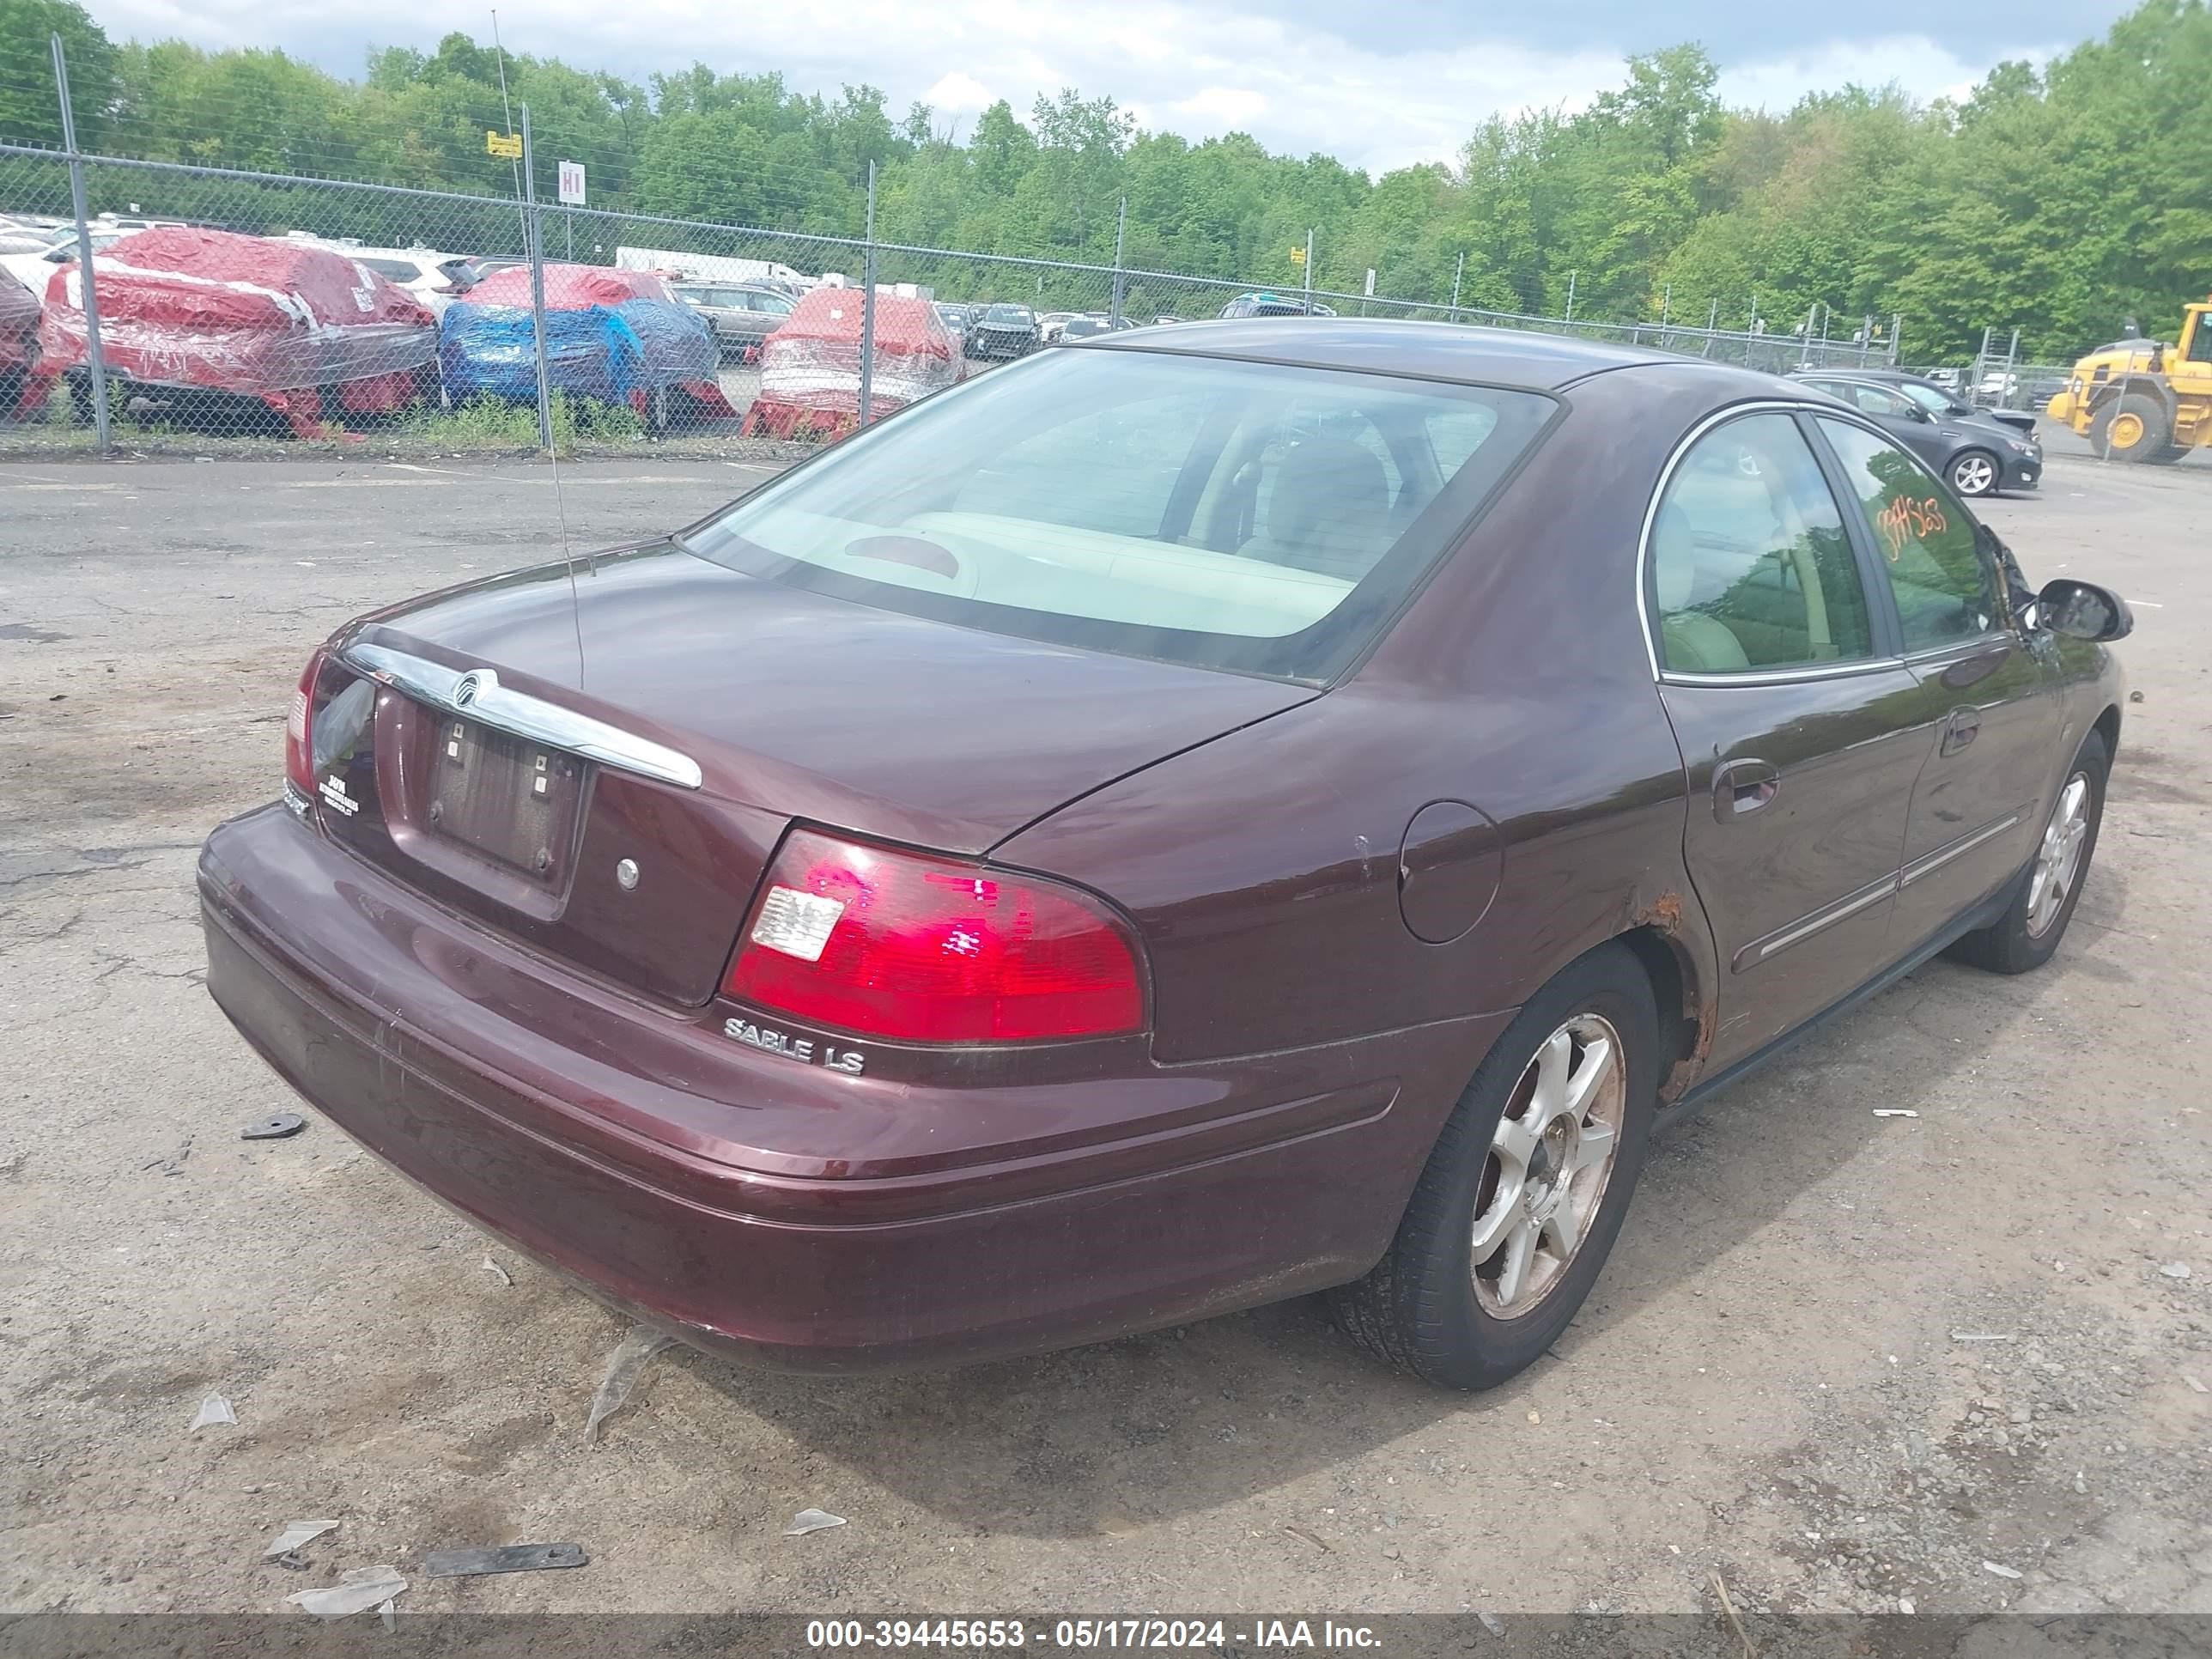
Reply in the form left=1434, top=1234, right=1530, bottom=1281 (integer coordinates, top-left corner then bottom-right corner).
left=1948, top=402, right=1976, bottom=417
left=2035, top=579, right=2133, bottom=642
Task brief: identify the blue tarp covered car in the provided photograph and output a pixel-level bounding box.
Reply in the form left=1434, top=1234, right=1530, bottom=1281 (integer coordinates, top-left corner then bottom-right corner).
left=437, top=264, right=726, bottom=417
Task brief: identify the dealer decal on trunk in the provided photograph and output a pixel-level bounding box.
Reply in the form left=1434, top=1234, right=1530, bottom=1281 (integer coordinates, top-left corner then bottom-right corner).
left=723, top=1018, right=865, bottom=1076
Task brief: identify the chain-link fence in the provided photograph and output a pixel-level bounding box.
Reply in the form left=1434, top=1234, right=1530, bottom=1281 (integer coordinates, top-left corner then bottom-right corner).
left=1955, top=327, right=2075, bottom=417
left=2, top=40, right=1910, bottom=461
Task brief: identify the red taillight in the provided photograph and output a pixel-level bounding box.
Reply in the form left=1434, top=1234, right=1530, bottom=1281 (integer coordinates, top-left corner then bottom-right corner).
left=283, top=649, right=325, bottom=796
left=725, top=829, right=1145, bottom=1043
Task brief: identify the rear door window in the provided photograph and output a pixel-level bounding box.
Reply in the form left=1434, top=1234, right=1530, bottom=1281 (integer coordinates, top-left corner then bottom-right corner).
left=1649, top=413, right=1875, bottom=674
left=1816, top=418, right=2001, bottom=651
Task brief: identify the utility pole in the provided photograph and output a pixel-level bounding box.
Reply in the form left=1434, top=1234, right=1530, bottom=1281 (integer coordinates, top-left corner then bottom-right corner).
left=1303, top=228, right=1314, bottom=311
left=1451, top=250, right=1464, bottom=313
left=858, top=161, right=878, bottom=428
left=1110, top=196, right=1127, bottom=325
left=1564, top=270, right=1576, bottom=324
left=1659, top=283, right=1670, bottom=330
left=50, top=34, right=109, bottom=451
left=520, top=105, right=554, bottom=453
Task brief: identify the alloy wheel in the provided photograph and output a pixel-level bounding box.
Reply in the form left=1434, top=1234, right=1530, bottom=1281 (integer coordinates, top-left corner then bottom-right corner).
left=2027, top=773, right=2091, bottom=939
left=1953, top=454, right=1996, bottom=495
left=1470, top=1012, right=1626, bottom=1319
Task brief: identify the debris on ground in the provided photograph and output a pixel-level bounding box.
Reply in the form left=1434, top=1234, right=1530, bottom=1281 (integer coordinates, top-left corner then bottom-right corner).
left=2185, top=1375, right=2209, bottom=1395
left=262, top=1520, right=339, bottom=1559
left=2157, top=1261, right=2191, bottom=1280
left=379, top=1600, right=396, bottom=1633
left=424, top=1543, right=588, bottom=1577
left=1710, top=1570, right=1755, bottom=1659
left=582, top=1325, right=674, bottom=1443
left=1475, top=1609, right=1505, bottom=1636
left=1872, top=1109, right=1919, bottom=1119
left=240, top=1112, right=306, bottom=1141
left=783, top=1509, right=848, bottom=1536
left=481, top=1255, right=512, bottom=1288
left=191, top=1393, right=236, bottom=1431
left=273, top=1552, right=312, bottom=1572
left=286, top=1565, right=407, bottom=1618
left=1282, top=1526, right=1333, bottom=1554
left=1982, top=1560, right=2024, bottom=1580
left=1950, top=1332, right=2014, bottom=1342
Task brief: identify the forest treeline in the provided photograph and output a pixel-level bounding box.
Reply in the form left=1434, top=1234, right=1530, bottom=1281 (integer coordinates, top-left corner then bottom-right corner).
left=3, top=0, right=2207, bottom=360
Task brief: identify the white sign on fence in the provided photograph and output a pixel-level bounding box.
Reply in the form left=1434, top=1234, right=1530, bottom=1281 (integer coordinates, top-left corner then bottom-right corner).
left=1364, top=268, right=1376, bottom=297
left=558, top=161, right=586, bottom=206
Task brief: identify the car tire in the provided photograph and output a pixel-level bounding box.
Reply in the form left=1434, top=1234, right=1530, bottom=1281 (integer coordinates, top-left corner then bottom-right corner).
left=1948, top=448, right=2001, bottom=497
left=2091, top=393, right=2172, bottom=463
left=1945, top=729, right=2108, bottom=975
left=1328, top=942, right=1660, bottom=1390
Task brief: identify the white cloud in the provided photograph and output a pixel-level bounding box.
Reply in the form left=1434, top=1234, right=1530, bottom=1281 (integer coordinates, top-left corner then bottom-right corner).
left=922, top=71, right=994, bottom=113
left=84, top=0, right=2063, bottom=173
left=1172, top=88, right=1268, bottom=128
left=1715, top=33, right=2065, bottom=113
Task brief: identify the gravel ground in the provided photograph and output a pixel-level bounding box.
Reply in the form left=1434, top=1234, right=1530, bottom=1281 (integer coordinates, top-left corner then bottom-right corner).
left=0, top=450, right=2208, bottom=1626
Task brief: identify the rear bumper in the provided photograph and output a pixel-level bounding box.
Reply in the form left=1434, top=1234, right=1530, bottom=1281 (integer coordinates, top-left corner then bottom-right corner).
left=199, top=805, right=1501, bottom=1370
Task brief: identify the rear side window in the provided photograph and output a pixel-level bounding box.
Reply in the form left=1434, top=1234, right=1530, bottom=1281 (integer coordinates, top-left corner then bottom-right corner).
left=1816, top=419, right=1999, bottom=650
left=1650, top=413, right=1875, bottom=675
left=679, top=349, right=1553, bottom=684
left=359, top=258, right=420, bottom=282
left=1846, top=385, right=1911, bottom=417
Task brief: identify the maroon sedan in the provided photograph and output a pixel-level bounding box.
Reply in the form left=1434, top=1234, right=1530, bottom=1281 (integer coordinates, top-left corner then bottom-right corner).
left=199, top=322, right=2131, bottom=1389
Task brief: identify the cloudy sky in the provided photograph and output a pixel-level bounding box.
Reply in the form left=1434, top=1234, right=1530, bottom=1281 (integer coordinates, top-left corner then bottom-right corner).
left=84, top=0, right=2132, bottom=173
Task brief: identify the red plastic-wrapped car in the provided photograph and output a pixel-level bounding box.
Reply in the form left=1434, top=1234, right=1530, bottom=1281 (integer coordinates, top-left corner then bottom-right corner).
left=35, top=228, right=438, bottom=436
left=0, top=268, right=40, bottom=419
left=743, top=289, right=957, bottom=441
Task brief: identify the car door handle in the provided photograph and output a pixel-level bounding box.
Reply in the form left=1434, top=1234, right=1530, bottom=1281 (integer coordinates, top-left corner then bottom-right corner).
left=1942, top=708, right=1981, bottom=756
left=1712, top=758, right=1780, bottom=821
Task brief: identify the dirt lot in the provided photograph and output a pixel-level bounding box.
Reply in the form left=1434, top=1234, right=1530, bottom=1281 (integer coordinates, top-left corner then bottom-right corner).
left=1, top=449, right=2208, bottom=1626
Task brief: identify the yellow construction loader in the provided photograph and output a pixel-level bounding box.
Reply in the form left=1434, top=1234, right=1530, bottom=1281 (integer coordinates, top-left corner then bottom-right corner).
left=2046, top=295, right=2212, bottom=462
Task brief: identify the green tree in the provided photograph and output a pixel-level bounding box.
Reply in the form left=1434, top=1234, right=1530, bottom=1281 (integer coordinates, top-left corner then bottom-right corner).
left=1, top=0, right=114, bottom=147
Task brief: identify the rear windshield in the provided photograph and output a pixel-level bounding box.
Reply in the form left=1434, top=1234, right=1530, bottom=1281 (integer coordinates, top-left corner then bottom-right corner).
left=983, top=305, right=1030, bottom=323
left=678, top=348, right=1553, bottom=683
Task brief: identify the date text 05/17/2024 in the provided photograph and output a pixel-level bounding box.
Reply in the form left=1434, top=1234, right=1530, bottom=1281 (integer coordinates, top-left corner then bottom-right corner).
left=803, top=1619, right=1382, bottom=1650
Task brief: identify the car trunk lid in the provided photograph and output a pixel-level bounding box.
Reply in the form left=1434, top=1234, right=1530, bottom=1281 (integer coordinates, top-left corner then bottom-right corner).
left=306, top=543, right=1311, bottom=1006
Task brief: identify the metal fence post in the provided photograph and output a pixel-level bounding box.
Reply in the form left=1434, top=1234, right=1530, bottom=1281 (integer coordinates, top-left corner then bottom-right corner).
left=858, top=160, right=877, bottom=429
left=1303, top=228, right=1314, bottom=312
left=519, top=106, right=555, bottom=453
left=1889, top=314, right=1903, bottom=365
left=1564, top=270, right=1576, bottom=325
left=50, top=34, right=110, bottom=453
left=1704, top=297, right=1718, bottom=356
left=1109, top=196, right=1127, bottom=325
left=1450, top=251, right=1464, bottom=315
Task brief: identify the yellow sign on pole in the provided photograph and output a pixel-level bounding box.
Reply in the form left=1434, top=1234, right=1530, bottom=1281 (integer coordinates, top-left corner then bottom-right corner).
left=1289, top=246, right=1307, bottom=265
left=486, top=130, right=522, bottom=160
